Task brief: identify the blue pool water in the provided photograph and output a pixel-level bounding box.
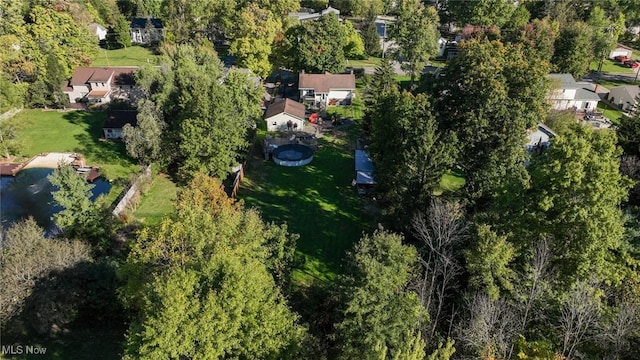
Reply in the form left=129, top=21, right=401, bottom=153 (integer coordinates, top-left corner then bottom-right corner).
left=0, top=168, right=112, bottom=234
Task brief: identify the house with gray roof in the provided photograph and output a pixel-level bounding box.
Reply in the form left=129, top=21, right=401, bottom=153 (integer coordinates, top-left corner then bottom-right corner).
left=547, top=73, right=600, bottom=111
left=130, top=17, right=164, bottom=44
left=607, top=85, right=640, bottom=112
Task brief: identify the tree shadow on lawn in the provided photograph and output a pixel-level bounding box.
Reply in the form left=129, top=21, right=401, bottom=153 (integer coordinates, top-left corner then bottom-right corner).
left=2, top=261, right=127, bottom=360
left=62, top=111, right=133, bottom=170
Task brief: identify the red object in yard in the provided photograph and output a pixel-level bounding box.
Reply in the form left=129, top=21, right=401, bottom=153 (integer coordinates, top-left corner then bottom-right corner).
left=625, top=60, right=639, bottom=68
left=309, top=112, right=319, bottom=123
left=615, top=55, right=630, bottom=63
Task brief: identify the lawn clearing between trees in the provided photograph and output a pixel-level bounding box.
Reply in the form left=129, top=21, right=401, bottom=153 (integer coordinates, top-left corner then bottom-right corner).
left=238, top=132, right=371, bottom=286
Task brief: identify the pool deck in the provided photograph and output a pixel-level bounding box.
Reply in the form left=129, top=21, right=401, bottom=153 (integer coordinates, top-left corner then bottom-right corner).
left=1, top=152, right=101, bottom=181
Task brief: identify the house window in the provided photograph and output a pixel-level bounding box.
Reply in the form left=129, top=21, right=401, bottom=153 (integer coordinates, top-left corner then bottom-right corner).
left=272, top=122, right=277, bottom=126
left=106, top=129, right=113, bottom=133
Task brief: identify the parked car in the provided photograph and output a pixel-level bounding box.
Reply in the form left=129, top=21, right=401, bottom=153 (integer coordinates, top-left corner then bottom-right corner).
left=614, top=55, right=630, bottom=63
left=624, top=60, right=639, bottom=68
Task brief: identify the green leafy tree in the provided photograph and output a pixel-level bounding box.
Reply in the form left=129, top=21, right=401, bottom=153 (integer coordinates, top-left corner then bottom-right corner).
left=0, top=0, right=25, bottom=35
left=229, top=3, right=280, bottom=78
left=618, top=112, right=640, bottom=156
left=134, top=44, right=262, bottom=182
left=0, top=218, right=91, bottom=327
left=114, top=14, right=132, bottom=48
left=362, top=59, right=396, bottom=132
left=552, top=21, right=594, bottom=79
left=333, top=0, right=385, bottom=17
left=513, top=17, right=559, bottom=63
left=448, top=0, right=516, bottom=28
left=48, top=164, right=105, bottom=239
left=362, top=8, right=382, bottom=57
left=343, top=20, right=365, bottom=59
left=369, top=90, right=454, bottom=222
left=464, top=224, right=516, bottom=300
left=389, top=0, right=439, bottom=88
left=335, top=229, right=427, bottom=360
left=284, top=13, right=346, bottom=73
left=122, top=99, right=166, bottom=165
left=526, top=123, right=632, bottom=281
left=434, top=39, right=550, bottom=206
left=121, top=174, right=304, bottom=359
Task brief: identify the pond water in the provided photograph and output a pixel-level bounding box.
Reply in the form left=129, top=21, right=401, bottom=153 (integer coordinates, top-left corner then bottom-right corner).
left=0, top=168, right=112, bottom=234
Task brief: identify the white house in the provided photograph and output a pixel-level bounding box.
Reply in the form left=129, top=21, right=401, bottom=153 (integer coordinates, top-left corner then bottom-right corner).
left=62, top=67, right=140, bottom=105
left=607, top=85, right=640, bottom=112
left=264, top=99, right=306, bottom=132
left=289, top=6, right=340, bottom=22
left=547, top=73, right=600, bottom=111
left=299, top=71, right=356, bottom=108
left=88, top=23, right=107, bottom=41
left=609, top=44, right=633, bottom=59
left=130, top=17, right=164, bottom=44
left=103, top=110, right=137, bottom=139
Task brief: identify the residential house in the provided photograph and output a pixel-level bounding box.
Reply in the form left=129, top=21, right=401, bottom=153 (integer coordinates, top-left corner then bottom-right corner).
left=88, top=23, right=107, bottom=41
left=130, top=17, right=164, bottom=44
left=62, top=67, right=140, bottom=105
left=547, top=73, right=600, bottom=111
left=609, top=44, right=633, bottom=59
left=288, top=6, right=340, bottom=22
left=299, top=71, right=356, bottom=108
left=264, top=99, right=306, bottom=132
left=103, top=110, right=137, bottom=139
left=607, top=85, right=640, bottom=112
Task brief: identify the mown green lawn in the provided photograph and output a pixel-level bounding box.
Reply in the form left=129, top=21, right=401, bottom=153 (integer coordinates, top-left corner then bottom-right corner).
left=346, top=57, right=382, bottom=68
left=439, top=170, right=466, bottom=194
left=133, top=173, right=179, bottom=225
left=597, top=101, right=625, bottom=125
left=7, top=109, right=139, bottom=180
left=238, top=132, right=371, bottom=285
left=92, top=46, right=159, bottom=67
left=595, top=78, right=640, bottom=89
left=590, top=58, right=634, bottom=74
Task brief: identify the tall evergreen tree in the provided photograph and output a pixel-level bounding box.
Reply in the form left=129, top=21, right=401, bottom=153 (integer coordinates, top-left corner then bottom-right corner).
left=362, top=8, right=382, bottom=57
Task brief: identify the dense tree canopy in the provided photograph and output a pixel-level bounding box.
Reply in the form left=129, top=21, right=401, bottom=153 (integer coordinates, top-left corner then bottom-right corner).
left=121, top=174, right=303, bottom=359
left=134, top=44, right=262, bottom=181
left=448, top=0, right=516, bottom=28
left=389, top=0, right=439, bottom=87
left=335, top=229, right=427, bottom=359
left=552, top=21, right=594, bottom=79
left=435, top=39, right=550, bottom=206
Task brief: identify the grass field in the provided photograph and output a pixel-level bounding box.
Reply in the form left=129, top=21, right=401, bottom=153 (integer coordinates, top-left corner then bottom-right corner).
left=595, top=78, right=640, bottom=89
left=439, top=170, right=466, bottom=194
left=238, top=132, right=371, bottom=285
left=7, top=109, right=139, bottom=180
left=590, top=58, right=634, bottom=74
left=346, top=57, right=382, bottom=68
left=92, top=46, right=159, bottom=67
left=133, top=173, right=179, bottom=224
left=597, top=102, right=624, bottom=125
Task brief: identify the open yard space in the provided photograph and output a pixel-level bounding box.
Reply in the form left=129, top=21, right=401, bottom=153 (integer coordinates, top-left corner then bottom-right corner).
left=595, top=78, right=640, bottom=89
left=6, top=109, right=139, bottom=180
left=590, top=58, right=634, bottom=74
left=133, top=173, right=179, bottom=225
left=92, top=46, right=160, bottom=67
left=238, top=132, right=371, bottom=285
left=597, top=101, right=625, bottom=125
left=346, top=57, right=382, bottom=68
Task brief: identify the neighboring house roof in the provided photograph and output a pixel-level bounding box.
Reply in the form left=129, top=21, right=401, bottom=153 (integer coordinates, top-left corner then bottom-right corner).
left=88, top=68, right=114, bottom=82
left=66, top=67, right=137, bottom=88
left=574, top=88, right=601, bottom=102
left=265, top=99, right=306, bottom=120
left=130, top=17, right=163, bottom=29
left=104, top=111, right=138, bottom=129
left=609, top=85, right=640, bottom=104
left=299, top=72, right=356, bottom=92
left=548, top=73, right=581, bottom=89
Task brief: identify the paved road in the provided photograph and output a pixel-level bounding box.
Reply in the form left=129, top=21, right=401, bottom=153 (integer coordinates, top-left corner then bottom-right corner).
left=586, top=65, right=640, bottom=83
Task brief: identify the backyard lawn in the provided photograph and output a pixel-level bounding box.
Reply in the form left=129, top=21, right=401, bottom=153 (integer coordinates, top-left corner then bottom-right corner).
left=238, top=132, right=371, bottom=285
left=92, top=46, right=160, bottom=67
left=346, top=57, right=382, bottom=68
left=597, top=102, right=625, bottom=125
left=590, top=58, right=634, bottom=74
left=133, top=173, right=179, bottom=224
left=6, top=109, right=139, bottom=180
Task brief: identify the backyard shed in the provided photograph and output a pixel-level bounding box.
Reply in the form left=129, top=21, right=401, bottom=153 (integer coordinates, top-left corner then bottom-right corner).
left=103, top=110, right=137, bottom=139
left=264, top=99, right=306, bottom=132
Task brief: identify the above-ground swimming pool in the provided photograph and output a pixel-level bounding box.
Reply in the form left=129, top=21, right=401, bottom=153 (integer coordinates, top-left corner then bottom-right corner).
left=272, top=144, right=314, bottom=166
